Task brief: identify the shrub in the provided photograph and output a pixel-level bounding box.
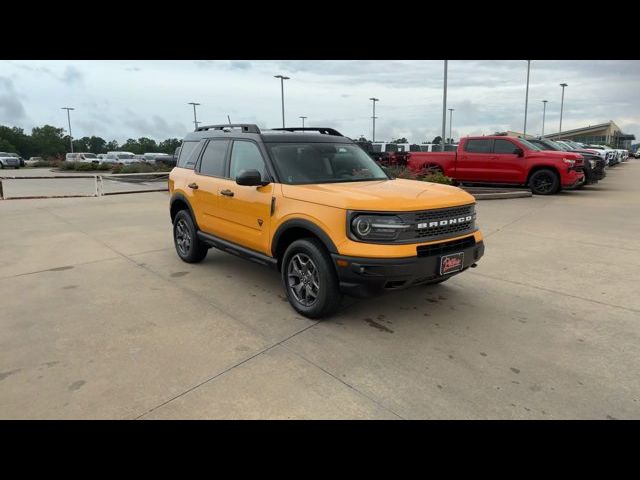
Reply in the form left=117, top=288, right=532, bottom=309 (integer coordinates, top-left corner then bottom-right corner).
left=422, top=170, right=454, bottom=185
left=58, top=161, right=113, bottom=172
left=383, top=165, right=420, bottom=180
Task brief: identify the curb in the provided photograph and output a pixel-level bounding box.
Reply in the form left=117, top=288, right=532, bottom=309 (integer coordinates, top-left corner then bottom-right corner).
left=462, top=189, right=532, bottom=200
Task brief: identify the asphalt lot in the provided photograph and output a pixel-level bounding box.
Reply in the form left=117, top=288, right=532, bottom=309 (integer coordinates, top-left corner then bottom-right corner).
left=0, top=167, right=168, bottom=198
left=1, top=161, right=639, bottom=419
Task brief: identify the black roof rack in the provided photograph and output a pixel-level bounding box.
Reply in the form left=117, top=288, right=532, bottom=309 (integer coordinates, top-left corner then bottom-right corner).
left=270, top=127, right=344, bottom=137
left=196, top=124, right=261, bottom=134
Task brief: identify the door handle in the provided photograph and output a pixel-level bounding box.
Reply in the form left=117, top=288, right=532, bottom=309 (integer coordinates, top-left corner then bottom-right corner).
left=220, top=189, right=234, bottom=197
left=188, top=182, right=199, bottom=189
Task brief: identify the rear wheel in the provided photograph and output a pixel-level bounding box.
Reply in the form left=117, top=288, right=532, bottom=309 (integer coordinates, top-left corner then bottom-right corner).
left=282, top=238, right=342, bottom=319
left=529, top=169, right=560, bottom=195
left=173, top=210, right=208, bottom=263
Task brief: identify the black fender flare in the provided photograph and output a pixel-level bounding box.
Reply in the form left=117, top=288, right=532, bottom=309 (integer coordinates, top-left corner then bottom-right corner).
left=170, top=193, right=200, bottom=230
left=271, top=218, right=338, bottom=258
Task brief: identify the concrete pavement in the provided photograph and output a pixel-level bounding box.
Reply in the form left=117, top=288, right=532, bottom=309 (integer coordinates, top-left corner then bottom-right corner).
left=0, top=161, right=639, bottom=419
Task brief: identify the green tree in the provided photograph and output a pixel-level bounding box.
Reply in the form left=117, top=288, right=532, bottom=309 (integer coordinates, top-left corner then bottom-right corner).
left=106, top=140, right=120, bottom=151
left=31, top=125, right=67, bottom=159
left=431, top=136, right=442, bottom=144
left=391, top=137, right=408, bottom=144
left=0, top=138, right=18, bottom=153
left=159, top=138, right=181, bottom=154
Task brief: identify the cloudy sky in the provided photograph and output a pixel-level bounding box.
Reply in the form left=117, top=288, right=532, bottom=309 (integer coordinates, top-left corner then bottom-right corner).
left=1, top=60, right=639, bottom=144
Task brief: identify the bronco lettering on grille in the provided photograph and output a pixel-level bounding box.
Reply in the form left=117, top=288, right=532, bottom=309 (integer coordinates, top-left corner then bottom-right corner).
left=417, top=215, right=473, bottom=230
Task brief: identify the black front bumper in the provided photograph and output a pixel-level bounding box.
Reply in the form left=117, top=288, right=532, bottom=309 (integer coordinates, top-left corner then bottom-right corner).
left=332, top=238, right=485, bottom=298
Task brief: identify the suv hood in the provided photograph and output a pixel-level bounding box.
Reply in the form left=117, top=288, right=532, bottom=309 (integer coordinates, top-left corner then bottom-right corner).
left=281, top=178, right=475, bottom=211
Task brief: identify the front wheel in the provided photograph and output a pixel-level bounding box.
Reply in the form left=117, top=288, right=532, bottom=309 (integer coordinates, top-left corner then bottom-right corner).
left=282, top=238, right=342, bottom=319
left=529, top=169, right=560, bottom=195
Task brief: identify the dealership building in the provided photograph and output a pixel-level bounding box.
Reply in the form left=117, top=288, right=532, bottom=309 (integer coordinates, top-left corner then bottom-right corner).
left=544, top=121, right=635, bottom=149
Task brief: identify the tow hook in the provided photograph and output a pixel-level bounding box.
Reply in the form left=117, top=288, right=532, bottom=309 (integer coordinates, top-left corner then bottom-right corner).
left=470, top=263, right=478, bottom=268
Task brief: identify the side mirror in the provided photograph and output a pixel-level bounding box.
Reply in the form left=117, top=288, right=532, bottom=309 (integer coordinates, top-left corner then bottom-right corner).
left=514, top=148, right=524, bottom=157
left=236, top=169, right=268, bottom=186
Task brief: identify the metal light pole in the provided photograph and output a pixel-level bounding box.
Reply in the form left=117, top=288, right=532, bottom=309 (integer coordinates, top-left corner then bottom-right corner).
left=299, top=116, right=307, bottom=129
left=523, top=60, right=531, bottom=136
left=61, top=107, right=75, bottom=153
left=369, top=97, right=379, bottom=142
left=442, top=60, right=448, bottom=150
left=448, top=108, right=454, bottom=144
left=274, top=75, right=290, bottom=128
left=559, top=83, right=568, bottom=139
left=541, top=100, right=548, bottom=136
left=188, top=102, right=200, bottom=130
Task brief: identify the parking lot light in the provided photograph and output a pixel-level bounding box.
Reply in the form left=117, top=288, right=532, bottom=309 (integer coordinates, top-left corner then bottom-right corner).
left=188, top=102, right=201, bottom=130
left=274, top=75, right=290, bottom=128
left=369, top=98, right=379, bottom=143
left=524, top=60, right=531, bottom=136
left=541, top=100, right=548, bottom=136
left=448, top=108, right=455, bottom=144
left=559, top=83, right=568, bottom=139
left=442, top=60, right=448, bottom=150
left=61, top=107, right=75, bottom=153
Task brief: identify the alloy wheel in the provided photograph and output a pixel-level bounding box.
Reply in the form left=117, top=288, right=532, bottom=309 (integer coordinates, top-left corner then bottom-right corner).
left=287, top=253, right=320, bottom=307
left=175, top=218, right=192, bottom=256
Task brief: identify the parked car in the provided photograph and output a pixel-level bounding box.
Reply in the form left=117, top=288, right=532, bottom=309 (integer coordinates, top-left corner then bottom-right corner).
left=66, top=152, right=100, bottom=164
left=168, top=124, right=485, bottom=318
left=104, top=151, right=137, bottom=165
left=154, top=154, right=177, bottom=167
left=420, top=143, right=458, bottom=152
left=584, top=144, right=618, bottom=166
left=0, top=152, right=21, bottom=169
left=528, top=138, right=606, bottom=185
left=143, top=152, right=169, bottom=163
left=405, top=135, right=584, bottom=195
left=25, top=156, right=43, bottom=166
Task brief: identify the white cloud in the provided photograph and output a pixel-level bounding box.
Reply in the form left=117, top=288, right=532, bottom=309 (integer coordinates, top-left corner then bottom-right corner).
left=0, top=60, right=638, bottom=144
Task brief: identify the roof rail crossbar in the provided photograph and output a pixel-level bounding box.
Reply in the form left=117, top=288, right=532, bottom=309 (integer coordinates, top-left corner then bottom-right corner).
left=196, top=124, right=261, bottom=133
left=271, top=127, right=344, bottom=137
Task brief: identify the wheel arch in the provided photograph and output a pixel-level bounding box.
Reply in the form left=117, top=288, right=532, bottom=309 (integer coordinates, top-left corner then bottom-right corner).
left=526, top=165, right=561, bottom=185
left=271, top=219, right=338, bottom=270
left=170, top=193, right=199, bottom=229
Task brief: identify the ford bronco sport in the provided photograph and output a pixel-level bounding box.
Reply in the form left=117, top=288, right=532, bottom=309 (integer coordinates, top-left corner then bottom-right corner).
left=169, top=125, right=485, bottom=318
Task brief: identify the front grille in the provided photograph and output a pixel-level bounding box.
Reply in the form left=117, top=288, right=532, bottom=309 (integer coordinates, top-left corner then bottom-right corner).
left=397, top=203, right=476, bottom=243
left=416, top=235, right=476, bottom=257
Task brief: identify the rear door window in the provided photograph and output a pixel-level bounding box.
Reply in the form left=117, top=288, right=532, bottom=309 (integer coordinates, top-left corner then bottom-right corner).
left=465, top=139, right=492, bottom=153
left=198, top=139, right=229, bottom=177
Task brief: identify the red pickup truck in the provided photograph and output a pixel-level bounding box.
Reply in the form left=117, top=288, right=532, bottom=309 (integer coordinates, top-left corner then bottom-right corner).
left=405, top=136, right=585, bottom=195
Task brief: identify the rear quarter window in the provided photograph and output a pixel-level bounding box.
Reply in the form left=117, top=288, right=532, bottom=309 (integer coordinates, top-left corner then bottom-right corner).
left=176, top=141, right=200, bottom=169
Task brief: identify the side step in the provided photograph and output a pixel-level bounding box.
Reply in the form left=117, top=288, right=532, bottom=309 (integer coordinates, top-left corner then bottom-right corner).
left=196, top=231, right=278, bottom=269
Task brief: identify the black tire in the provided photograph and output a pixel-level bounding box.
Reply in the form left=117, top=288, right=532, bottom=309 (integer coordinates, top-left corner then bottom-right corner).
left=173, top=209, right=208, bottom=263
left=529, top=169, right=560, bottom=195
left=281, top=238, right=342, bottom=319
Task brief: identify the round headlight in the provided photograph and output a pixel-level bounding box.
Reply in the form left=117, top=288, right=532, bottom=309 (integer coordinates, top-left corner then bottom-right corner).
left=354, top=217, right=371, bottom=236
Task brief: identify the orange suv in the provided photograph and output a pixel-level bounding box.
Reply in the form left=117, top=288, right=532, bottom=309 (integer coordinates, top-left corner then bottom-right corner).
left=169, top=124, right=485, bottom=318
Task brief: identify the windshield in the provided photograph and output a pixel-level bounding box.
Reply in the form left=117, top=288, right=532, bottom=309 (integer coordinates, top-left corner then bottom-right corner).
left=267, top=143, right=389, bottom=185
left=83, top=153, right=97, bottom=158
left=117, top=154, right=134, bottom=159
left=518, top=138, right=542, bottom=151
